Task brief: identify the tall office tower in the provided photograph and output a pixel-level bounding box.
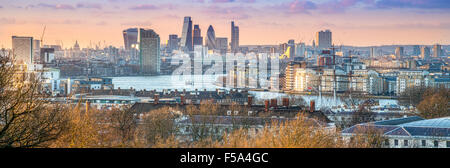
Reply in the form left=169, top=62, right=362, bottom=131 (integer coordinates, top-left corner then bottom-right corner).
left=167, top=34, right=179, bottom=52
left=433, top=44, right=442, bottom=57
left=33, top=39, right=41, bottom=63
left=295, top=43, right=306, bottom=57
left=230, top=21, right=239, bottom=52
left=193, top=25, right=203, bottom=46
left=420, top=46, right=430, bottom=60
left=216, top=37, right=228, bottom=54
left=315, top=30, right=332, bottom=50
left=123, top=28, right=139, bottom=50
left=206, top=25, right=216, bottom=50
left=370, top=47, right=376, bottom=58
left=395, top=46, right=404, bottom=60
left=12, top=36, right=33, bottom=65
left=288, top=39, right=295, bottom=58
left=412, top=45, right=420, bottom=56
left=180, top=16, right=193, bottom=51
left=139, top=29, right=160, bottom=75
left=40, top=48, right=55, bottom=64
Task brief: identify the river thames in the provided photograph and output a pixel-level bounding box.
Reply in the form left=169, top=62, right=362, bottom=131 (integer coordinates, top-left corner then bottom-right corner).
left=111, top=75, right=398, bottom=107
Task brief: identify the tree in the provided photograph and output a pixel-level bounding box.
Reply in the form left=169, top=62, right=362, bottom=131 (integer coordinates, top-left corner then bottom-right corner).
left=0, top=52, right=69, bottom=148
left=141, top=107, right=180, bottom=146
left=417, top=91, right=449, bottom=119
left=397, top=86, right=428, bottom=107
left=107, top=106, right=138, bottom=145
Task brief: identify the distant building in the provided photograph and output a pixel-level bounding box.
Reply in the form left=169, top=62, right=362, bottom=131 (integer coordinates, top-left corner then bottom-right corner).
left=395, top=46, right=404, bottom=60
left=342, top=116, right=450, bottom=148
left=71, top=77, right=114, bottom=93
left=420, top=46, right=430, bottom=60
left=412, top=45, right=420, bottom=56
left=180, top=16, right=193, bottom=51
left=123, top=28, right=139, bottom=50
left=321, top=68, right=348, bottom=93
left=230, top=21, right=239, bottom=52
left=396, top=70, right=431, bottom=95
left=193, top=25, right=203, bottom=46
left=433, top=44, right=442, bottom=57
left=167, top=34, right=179, bottom=52
left=315, top=30, right=332, bottom=50
left=351, top=69, right=384, bottom=95
left=40, top=48, right=55, bottom=64
left=288, top=40, right=295, bottom=59
left=293, top=68, right=319, bottom=92
left=216, top=37, right=228, bottom=54
left=12, top=36, right=33, bottom=65
left=139, top=29, right=160, bottom=75
left=206, top=25, right=216, bottom=50
left=295, top=43, right=306, bottom=57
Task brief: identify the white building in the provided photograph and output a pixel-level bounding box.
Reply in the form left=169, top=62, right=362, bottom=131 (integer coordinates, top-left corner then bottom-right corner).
left=342, top=116, right=450, bottom=148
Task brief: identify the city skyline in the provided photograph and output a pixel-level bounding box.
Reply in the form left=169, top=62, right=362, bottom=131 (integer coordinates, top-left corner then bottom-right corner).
left=1, top=0, right=450, bottom=48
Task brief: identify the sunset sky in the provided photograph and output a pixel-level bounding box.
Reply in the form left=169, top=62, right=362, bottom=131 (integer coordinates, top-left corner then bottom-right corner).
left=1, top=0, right=449, bottom=49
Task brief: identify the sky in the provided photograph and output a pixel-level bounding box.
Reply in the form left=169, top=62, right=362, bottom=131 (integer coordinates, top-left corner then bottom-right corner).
left=0, top=0, right=449, bottom=49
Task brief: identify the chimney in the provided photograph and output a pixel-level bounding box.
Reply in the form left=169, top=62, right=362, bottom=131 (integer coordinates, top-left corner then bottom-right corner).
left=310, top=100, right=315, bottom=112
left=154, top=94, right=159, bottom=104
left=282, top=98, right=289, bottom=107
left=271, top=99, right=277, bottom=108
left=180, top=94, right=185, bottom=105
left=247, top=95, right=253, bottom=106
left=264, top=100, right=270, bottom=112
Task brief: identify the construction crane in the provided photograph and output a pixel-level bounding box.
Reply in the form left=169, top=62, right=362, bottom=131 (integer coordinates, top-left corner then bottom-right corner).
left=40, top=25, right=46, bottom=47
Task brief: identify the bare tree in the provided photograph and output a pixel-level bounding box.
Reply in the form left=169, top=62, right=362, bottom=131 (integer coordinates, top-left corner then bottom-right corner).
left=0, top=52, right=69, bottom=148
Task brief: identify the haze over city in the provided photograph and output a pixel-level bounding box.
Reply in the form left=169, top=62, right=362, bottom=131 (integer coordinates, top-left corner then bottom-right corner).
left=1, top=0, right=450, bottom=48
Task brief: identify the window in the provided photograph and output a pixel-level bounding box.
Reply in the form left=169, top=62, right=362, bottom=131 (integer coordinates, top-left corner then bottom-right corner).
left=434, top=141, right=439, bottom=148
left=394, top=139, right=398, bottom=146
left=385, top=139, right=389, bottom=146
left=422, top=140, right=426, bottom=147
left=447, top=141, right=450, bottom=148
left=404, top=140, right=408, bottom=146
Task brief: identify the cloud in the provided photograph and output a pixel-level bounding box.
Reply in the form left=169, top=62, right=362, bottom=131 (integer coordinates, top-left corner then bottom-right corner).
left=202, top=6, right=252, bottom=19
left=96, top=21, right=108, bottom=26
left=0, top=18, right=16, bottom=24
left=210, top=0, right=256, bottom=3
left=36, top=3, right=75, bottom=10
left=275, top=0, right=317, bottom=14
left=129, top=4, right=159, bottom=10
left=374, top=0, right=450, bottom=9
left=121, top=21, right=152, bottom=27
left=76, top=3, right=102, bottom=9
left=129, top=4, right=178, bottom=10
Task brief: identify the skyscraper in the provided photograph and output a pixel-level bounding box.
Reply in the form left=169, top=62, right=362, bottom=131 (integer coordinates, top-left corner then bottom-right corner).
left=288, top=39, right=295, bottom=58
left=230, top=21, right=239, bottom=52
left=315, top=30, right=332, bottom=50
left=206, top=25, right=216, bottom=50
left=216, top=37, right=228, bottom=54
left=180, top=16, right=193, bottom=51
left=12, top=36, right=33, bottom=65
left=139, top=29, right=160, bottom=75
left=433, top=44, right=442, bottom=57
left=193, top=25, right=203, bottom=46
left=123, top=28, right=139, bottom=50
left=295, top=43, right=306, bottom=57
left=412, top=45, right=420, bottom=56
left=395, top=46, right=404, bottom=60
left=370, top=47, right=376, bottom=58
left=168, top=34, right=179, bottom=52
left=420, top=46, right=430, bottom=60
